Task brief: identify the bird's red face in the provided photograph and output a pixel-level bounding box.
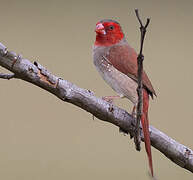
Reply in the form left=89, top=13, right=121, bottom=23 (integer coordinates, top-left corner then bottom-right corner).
left=94, top=20, right=124, bottom=46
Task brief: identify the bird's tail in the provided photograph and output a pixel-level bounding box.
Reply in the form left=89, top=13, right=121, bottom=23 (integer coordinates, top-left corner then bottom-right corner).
left=141, top=89, right=153, bottom=177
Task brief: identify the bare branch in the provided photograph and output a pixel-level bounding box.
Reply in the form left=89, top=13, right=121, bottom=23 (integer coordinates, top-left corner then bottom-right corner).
left=0, top=73, right=14, bottom=79
left=0, top=42, right=193, bottom=173
left=135, top=9, right=143, bottom=27
left=134, top=9, right=151, bottom=151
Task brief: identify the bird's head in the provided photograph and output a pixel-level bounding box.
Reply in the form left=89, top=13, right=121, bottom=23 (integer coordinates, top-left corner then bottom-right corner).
left=94, top=19, right=124, bottom=46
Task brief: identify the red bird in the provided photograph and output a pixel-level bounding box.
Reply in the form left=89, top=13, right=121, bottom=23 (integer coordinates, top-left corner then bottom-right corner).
left=93, top=19, right=156, bottom=177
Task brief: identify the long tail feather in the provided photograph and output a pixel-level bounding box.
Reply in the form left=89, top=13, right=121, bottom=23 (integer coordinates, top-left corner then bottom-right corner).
left=141, top=89, right=153, bottom=177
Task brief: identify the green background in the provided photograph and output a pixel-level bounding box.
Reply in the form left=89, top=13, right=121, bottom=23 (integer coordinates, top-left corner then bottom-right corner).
left=0, top=0, right=193, bottom=179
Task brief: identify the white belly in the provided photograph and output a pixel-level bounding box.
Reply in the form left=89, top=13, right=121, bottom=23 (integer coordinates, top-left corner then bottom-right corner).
left=94, top=57, right=138, bottom=105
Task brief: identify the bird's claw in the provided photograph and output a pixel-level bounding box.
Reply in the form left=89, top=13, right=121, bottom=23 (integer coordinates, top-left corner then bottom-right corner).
left=102, top=96, right=114, bottom=103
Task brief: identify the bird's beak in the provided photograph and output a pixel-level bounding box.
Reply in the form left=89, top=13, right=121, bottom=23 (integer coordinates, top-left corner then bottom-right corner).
left=95, top=23, right=106, bottom=35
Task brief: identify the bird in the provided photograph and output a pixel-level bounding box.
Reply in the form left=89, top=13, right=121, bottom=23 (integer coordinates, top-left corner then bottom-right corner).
left=92, top=19, right=156, bottom=177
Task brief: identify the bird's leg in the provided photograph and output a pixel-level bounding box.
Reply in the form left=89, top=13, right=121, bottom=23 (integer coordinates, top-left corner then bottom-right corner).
left=132, top=105, right=136, bottom=117
left=102, top=95, right=121, bottom=103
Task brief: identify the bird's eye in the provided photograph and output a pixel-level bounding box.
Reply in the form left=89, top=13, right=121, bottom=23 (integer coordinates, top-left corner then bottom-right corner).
left=109, top=25, right=114, bottom=30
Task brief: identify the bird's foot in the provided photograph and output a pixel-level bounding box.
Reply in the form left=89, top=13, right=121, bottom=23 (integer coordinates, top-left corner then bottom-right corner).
left=131, top=105, right=136, bottom=118
left=102, top=95, right=120, bottom=103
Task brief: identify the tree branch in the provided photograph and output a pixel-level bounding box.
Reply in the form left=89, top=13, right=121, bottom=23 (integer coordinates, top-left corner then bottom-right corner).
left=0, top=42, right=193, bottom=173
left=0, top=73, right=14, bottom=79
left=134, top=9, right=151, bottom=151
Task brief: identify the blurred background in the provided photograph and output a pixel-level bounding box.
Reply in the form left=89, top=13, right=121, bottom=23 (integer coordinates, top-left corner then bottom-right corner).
left=0, top=0, right=193, bottom=179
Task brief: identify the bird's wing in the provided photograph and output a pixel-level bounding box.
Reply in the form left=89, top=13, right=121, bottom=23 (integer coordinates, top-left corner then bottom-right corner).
left=105, top=44, right=156, bottom=97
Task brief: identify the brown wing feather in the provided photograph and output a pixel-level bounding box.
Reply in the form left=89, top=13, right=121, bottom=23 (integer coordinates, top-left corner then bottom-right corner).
left=106, top=44, right=156, bottom=98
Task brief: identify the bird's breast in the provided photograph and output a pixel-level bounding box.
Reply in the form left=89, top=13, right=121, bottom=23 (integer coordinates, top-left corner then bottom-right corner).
left=93, top=45, right=138, bottom=104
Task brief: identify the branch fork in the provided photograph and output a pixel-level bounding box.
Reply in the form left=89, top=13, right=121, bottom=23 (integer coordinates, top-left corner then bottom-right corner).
left=134, top=9, right=151, bottom=151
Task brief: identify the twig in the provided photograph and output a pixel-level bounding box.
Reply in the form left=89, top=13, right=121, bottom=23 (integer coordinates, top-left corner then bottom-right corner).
left=134, top=9, right=150, bottom=151
left=0, top=73, right=14, bottom=79
left=0, top=42, right=193, bottom=173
